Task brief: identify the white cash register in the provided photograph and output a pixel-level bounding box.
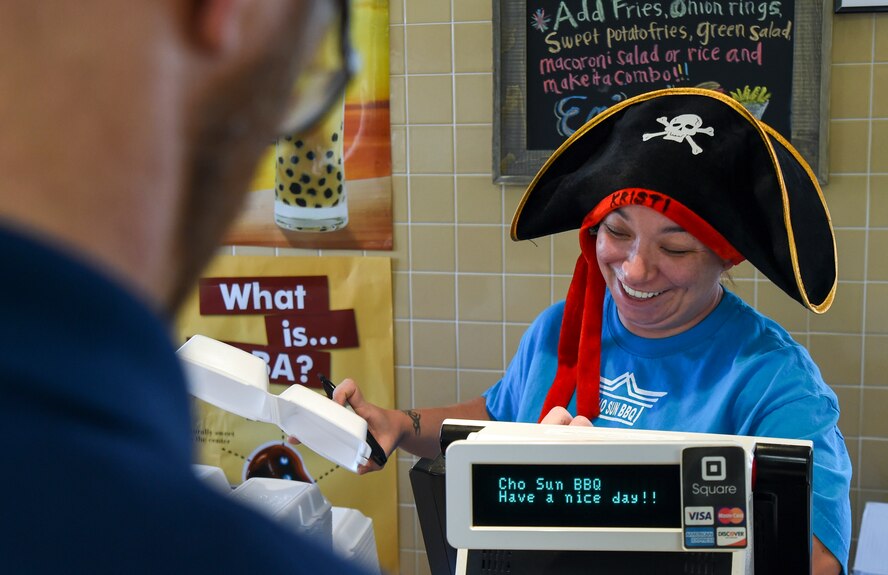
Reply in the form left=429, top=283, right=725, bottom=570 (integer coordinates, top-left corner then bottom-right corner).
left=410, top=420, right=813, bottom=575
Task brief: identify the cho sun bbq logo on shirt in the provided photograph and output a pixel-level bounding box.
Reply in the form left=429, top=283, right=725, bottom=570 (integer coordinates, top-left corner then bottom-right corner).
left=598, top=372, right=667, bottom=426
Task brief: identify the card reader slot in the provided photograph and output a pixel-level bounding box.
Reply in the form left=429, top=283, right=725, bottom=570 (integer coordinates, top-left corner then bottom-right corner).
left=752, top=443, right=812, bottom=575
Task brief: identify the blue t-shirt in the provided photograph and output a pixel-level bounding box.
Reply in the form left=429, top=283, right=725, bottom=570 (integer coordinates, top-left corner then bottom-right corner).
left=0, top=227, right=372, bottom=574
left=485, top=289, right=852, bottom=572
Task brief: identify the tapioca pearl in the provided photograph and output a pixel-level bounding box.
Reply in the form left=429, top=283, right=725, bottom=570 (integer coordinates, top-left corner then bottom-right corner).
left=285, top=169, right=294, bottom=178
left=300, top=174, right=311, bottom=184
left=325, top=151, right=334, bottom=159
left=289, top=183, right=302, bottom=194
left=336, top=171, right=343, bottom=181
left=284, top=135, right=293, bottom=142
left=323, top=189, right=334, bottom=199
left=277, top=184, right=284, bottom=192
left=295, top=198, right=307, bottom=207
left=332, top=133, right=339, bottom=142
left=307, top=188, right=317, bottom=196
left=314, top=203, right=323, bottom=208
left=326, top=165, right=334, bottom=174
left=278, top=157, right=284, bottom=165
left=337, top=184, right=343, bottom=193
left=306, top=151, right=315, bottom=160
left=289, top=155, right=299, bottom=164
left=318, top=178, right=326, bottom=186
left=295, top=140, right=304, bottom=148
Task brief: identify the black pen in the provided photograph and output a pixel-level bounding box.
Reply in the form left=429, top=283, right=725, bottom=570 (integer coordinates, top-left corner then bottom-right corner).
left=318, top=374, right=388, bottom=467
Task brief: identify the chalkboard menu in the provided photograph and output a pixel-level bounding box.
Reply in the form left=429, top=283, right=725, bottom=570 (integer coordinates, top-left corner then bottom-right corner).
left=526, top=0, right=794, bottom=149
left=493, top=0, right=829, bottom=184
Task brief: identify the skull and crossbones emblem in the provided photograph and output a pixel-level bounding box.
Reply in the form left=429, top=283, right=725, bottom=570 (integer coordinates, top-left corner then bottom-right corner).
left=642, top=114, right=714, bottom=155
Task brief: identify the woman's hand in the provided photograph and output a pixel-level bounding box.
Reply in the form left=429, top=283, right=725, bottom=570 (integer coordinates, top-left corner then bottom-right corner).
left=328, top=378, right=402, bottom=474
left=289, top=378, right=403, bottom=475
left=540, top=406, right=593, bottom=427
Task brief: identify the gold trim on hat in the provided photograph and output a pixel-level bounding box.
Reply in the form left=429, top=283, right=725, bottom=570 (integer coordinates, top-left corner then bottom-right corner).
left=761, top=125, right=837, bottom=314
left=510, top=87, right=836, bottom=313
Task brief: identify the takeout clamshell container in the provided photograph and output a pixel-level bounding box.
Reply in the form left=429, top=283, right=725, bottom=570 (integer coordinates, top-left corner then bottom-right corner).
left=232, top=477, right=333, bottom=546
left=191, top=463, right=233, bottom=494
left=332, top=506, right=381, bottom=574
left=177, top=334, right=371, bottom=472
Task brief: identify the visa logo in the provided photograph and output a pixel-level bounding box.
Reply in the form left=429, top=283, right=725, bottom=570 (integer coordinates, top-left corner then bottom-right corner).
left=685, top=506, right=714, bottom=525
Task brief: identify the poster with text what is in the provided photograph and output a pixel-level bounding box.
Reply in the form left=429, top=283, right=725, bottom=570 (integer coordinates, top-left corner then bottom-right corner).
left=527, top=0, right=794, bottom=149
left=176, top=255, right=396, bottom=574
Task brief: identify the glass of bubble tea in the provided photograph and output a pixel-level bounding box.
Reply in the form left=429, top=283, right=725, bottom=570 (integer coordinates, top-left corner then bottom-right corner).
left=273, top=15, right=349, bottom=233
left=274, top=94, right=348, bottom=233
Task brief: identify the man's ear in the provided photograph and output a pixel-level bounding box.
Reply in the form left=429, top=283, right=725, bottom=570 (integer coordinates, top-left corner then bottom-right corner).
left=191, top=0, right=248, bottom=53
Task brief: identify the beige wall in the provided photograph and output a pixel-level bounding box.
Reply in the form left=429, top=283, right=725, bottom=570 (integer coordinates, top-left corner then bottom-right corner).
left=826, top=8, right=888, bottom=563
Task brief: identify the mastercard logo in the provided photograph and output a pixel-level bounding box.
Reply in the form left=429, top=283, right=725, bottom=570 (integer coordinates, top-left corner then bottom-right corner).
left=717, top=507, right=744, bottom=525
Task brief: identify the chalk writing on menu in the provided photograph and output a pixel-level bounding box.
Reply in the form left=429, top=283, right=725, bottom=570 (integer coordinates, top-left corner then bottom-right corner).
left=525, top=0, right=795, bottom=150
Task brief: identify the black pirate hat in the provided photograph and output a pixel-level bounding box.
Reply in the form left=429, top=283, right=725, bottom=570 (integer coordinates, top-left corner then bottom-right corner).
left=511, top=87, right=836, bottom=422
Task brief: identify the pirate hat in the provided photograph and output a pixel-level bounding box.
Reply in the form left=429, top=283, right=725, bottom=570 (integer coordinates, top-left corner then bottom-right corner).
left=511, top=87, right=836, bottom=422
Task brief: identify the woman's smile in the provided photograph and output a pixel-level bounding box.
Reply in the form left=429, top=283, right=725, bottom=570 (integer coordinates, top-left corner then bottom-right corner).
left=619, top=281, right=664, bottom=300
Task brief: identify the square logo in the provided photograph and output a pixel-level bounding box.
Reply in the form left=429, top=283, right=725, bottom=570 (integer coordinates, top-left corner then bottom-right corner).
left=701, top=456, right=726, bottom=481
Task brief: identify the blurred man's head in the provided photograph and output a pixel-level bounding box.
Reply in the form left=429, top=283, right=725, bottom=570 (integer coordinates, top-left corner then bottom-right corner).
left=0, top=0, right=345, bottom=314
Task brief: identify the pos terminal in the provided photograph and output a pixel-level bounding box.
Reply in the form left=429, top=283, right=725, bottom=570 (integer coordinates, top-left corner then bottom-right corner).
left=410, top=420, right=813, bottom=575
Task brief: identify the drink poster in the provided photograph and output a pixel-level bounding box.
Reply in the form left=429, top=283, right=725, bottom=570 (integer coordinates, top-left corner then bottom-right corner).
left=225, top=0, right=392, bottom=250
left=525, top=0, right=795, bottom=150
left=176, top=254, right=397, bottom=573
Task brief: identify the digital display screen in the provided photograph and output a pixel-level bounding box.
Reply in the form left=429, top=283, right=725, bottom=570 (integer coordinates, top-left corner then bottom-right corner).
left=472, top=463, right=681, bottom=528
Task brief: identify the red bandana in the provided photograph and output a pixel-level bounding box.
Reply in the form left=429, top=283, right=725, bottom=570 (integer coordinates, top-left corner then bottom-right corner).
left=537, top=189, right=744, bottom=423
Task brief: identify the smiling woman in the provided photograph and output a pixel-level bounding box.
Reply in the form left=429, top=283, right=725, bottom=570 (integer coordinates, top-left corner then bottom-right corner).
left=500, top=87, right=848, bottom=575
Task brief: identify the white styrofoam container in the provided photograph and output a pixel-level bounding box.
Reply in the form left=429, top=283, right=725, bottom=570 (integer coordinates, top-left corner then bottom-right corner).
left=191, top=463, right=232, bottom=495
left=332, top=507, right=381, bottom=574
left=231, top=478, right=332, bottom=547
left=177, top=335, right=371, bottom=472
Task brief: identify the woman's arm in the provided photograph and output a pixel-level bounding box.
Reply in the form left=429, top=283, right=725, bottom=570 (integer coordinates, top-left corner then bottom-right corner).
left=813, top=536, right=840, bottom=575
left=395, top=396, right=490, bottom=459
left=325, top=378, right=490, bottom=473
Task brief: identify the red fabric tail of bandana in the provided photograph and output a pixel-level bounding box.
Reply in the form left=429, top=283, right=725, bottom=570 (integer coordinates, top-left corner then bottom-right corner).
left=539, top=218, right=603, bottom=422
